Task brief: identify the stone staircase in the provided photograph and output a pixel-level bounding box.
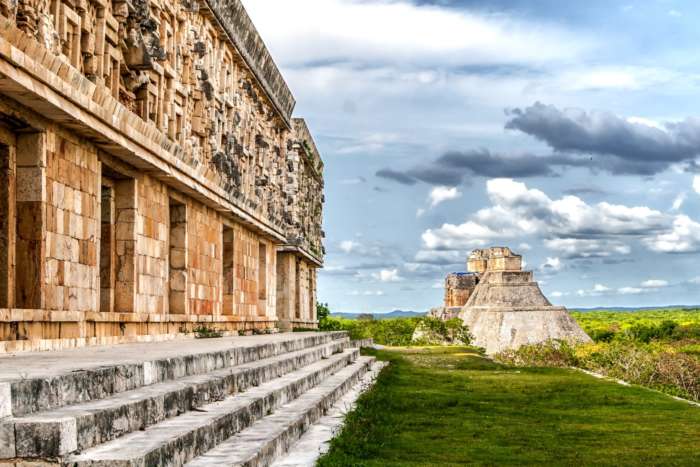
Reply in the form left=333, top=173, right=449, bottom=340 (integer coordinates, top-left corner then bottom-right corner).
left=0, top=332, right=381, bottom=466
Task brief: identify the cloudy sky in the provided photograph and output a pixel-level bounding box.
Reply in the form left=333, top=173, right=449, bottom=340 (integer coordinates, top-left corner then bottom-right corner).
left=242, top=0, right=700, bottom=312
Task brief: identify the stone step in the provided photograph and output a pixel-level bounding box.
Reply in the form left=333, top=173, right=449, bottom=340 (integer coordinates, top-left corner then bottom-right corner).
left=65, top=349, right=360, bottom=467
left=185, top=356, right=375, bottom=467
left=272, top=360, right=388, bottom=467
left=9, top=339, right=349, bottom=459
left=5, top=332, right=348, bottom=418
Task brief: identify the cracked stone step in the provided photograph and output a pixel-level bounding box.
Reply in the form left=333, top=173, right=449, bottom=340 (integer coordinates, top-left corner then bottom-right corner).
left=65, top=349, right=360, bottom=467
left=10, top=338, right=349, bottom=458
left=5, top=332, right=348, bottom=418
left=185, top=356, right=376, bottom=467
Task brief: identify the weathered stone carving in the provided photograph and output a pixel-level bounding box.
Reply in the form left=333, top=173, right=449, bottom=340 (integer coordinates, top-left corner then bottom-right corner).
left=0, top=0, right=324, bottom=352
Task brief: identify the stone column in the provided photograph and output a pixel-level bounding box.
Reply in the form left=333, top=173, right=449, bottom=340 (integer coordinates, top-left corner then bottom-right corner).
left=0, top=143, right=15, bottom=308
left=275, top=251, right=296, bottom=332
left=168, top=201, right=188, bottom=315
left=114, top=179, right=136, bottom=313
left=309, top=266, right=317, bottom=325
left=15, top=132, right=46, bottom=310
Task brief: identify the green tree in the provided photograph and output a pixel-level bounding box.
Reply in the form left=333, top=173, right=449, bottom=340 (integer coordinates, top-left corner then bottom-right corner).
left=317, top=302, right=330, bottom=321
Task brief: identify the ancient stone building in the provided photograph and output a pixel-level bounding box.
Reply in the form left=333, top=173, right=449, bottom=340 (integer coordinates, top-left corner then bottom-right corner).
left=444, top=273, right=478, bottom=308
left=427, top=247, right=591, bottom=354
left=0, top=0, right=325, bottom=353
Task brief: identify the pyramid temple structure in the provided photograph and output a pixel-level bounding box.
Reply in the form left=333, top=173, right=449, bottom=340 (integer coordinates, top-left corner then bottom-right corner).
left=428, top=247, right=591, bottom=354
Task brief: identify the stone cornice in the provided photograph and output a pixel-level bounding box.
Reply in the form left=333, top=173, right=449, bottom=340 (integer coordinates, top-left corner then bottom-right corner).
left=204, top=0, right=296, bottom=126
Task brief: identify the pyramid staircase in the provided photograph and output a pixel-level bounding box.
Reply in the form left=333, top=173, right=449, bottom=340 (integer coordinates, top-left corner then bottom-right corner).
left=0, top=332, right=382, bottom=466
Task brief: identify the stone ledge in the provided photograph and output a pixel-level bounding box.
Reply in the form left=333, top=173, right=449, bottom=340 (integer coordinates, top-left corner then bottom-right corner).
left=462, top=306, right=568, bottom=313
left=278, top=244, right=324, bottom=267
left=204, top=0, right=296, bottom=124
left=0, top=309, right=278, bottom=323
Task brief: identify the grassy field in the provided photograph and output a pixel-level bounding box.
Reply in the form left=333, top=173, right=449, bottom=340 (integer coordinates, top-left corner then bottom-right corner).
left=319, top=347, right=700, bottom=467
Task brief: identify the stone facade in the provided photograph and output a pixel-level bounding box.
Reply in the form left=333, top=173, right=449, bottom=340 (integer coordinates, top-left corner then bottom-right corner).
left=444, top=273, right=478, bottom=308
left=430, top=247, right=591, bottom=354
left=0, top=0, right=324, bottom=352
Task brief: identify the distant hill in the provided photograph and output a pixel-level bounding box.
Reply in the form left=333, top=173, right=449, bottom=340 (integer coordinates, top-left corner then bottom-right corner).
left=331, top=310, right=426, bottom=320
left=572, top=305, right=700, bottom=312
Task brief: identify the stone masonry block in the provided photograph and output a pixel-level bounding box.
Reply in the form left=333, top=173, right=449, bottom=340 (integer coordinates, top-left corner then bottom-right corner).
left=170, top=270, right=187, bottom=292
left=0, top=383, right=10, bottom=418
left=142, top=361, right=156, bottom=386
left=16, top=167, right=45, bottom=202
left=15, top=416, right=77, bottom=457
left=0, top=420, right=15, bottom=459
left=16, top=132, right=46, bottom=167
left=170, top=248, right=186, bottom=269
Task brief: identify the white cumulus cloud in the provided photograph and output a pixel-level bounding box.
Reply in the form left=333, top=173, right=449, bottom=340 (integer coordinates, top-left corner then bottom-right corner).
left=645, top=215, right=700, bottom=253
left=348, top=290, right=385, bottom=296
left=339, top=240, right=360, bottom=254
left=421, top=179, right=668, bottom=254
left=242, top=0, right=592, bottom=69
left=672, top=192, right=687, bottom=211
left=429, top=186, right=462, bottom=208
left=540, top=257, right=563, bottom=272
left=641, top=279, right=669, bottom=288
left=372, top=269, right=403, bottom=282
left=545, top=238, right=631, bottom=258
left=577, top=284, right=611, bottom=297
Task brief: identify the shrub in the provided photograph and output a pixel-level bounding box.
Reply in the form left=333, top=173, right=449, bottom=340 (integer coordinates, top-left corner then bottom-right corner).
left=318, top=316, right=421, bottom=346
left=624, top=320, right=678, bottom=343
left=317, top=302, right=331, bottom=321
left=317, top=311, right=472, bottom=347
left=445, top=318, right=474, bottom=345
left=654, top=352, right=700, bottom=401
left=192, top=326, right=223, bottom=339
left=498, top=339, right=700, bottom=403
left=413, top=317, right=473, bottom=346
left=588, top=328, right=616, bottom=343
left=495, top=340, right=579, bottom=368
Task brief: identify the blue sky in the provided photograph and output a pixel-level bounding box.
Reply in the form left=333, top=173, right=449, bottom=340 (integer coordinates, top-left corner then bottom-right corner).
left=242, top=0, right=700, bottom=312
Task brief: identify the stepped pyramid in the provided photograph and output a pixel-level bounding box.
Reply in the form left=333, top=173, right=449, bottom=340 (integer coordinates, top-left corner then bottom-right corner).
left=437, top=247, right=591, bottom=354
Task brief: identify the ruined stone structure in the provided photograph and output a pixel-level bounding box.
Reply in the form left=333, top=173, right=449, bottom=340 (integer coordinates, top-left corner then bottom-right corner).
left=427, top=247, right=591, bottom=354
left=444, top=273, right=477, bottom=308
left=0, top=0, right=325, bottom=353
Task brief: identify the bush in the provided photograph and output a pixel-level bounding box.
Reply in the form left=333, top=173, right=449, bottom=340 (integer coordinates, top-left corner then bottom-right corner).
left=495, top=340, right=579, bottom=368
left=412, top=317, right=473, bottom=346
left=654, top=352, right=700, bottom=401
left=624, top=320, right=678, bottom=343
left=588, top=328, right=616, bottom=343
left=316, top=307, right=472, bottom=347
left=318, top=316, right=422, bottom=346
left=497, top=339, right=700, bottom=403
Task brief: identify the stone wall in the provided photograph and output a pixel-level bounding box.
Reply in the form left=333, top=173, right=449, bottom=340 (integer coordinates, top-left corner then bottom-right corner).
left=468, top=247, right=522, bottom=273
left=135, top=175, right=169, bottom=315
left=0, top=0, right=324, bottom=259
left=286, top=120, right=324, bottom=261
left=0, top=0, right=326, bottom=351
left=444, top=273, right=477, bottom=308
left=46, top=134, right=100, bottom=315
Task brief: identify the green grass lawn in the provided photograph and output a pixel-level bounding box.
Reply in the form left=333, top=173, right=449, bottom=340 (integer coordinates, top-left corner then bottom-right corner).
left=318, top=347, right=700, bottom=467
